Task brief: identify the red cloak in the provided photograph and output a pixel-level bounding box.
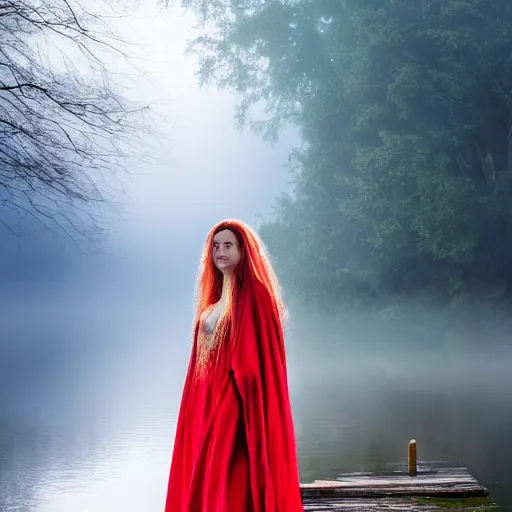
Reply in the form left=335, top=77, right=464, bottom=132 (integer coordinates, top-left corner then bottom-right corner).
left=164, top=278, right=303, bottom=511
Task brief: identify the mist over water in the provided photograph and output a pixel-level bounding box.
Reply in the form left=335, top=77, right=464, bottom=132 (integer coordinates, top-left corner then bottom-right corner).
left=287, top=304, right=512, bottom=507
left=2, top=2, right=512, bottom=512
left=1, top=279, right=511, bottom=511
left=0, top=281, right=189, bottom=512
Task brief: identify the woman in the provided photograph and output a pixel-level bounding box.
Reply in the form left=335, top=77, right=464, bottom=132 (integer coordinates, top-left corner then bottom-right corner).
left=165, top=219, right=303, bottom=512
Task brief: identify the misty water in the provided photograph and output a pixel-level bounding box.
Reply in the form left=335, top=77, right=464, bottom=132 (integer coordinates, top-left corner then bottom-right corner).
left=0, top=286, right=511, bottom=511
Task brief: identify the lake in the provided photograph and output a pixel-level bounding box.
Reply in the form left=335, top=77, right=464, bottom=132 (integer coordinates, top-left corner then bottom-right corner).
left=0, top=290, right=510, bottom=511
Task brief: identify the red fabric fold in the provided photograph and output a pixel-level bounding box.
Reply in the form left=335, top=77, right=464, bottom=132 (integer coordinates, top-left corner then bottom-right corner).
left=164, top=279, right=303, bottom=512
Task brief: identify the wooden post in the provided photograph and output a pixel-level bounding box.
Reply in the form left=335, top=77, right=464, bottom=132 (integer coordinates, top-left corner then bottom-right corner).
left=408, top=439, right=417, bottom=476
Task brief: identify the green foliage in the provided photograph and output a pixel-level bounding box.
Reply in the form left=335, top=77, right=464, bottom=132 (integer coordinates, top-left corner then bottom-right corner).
left=183, top=0, right=512, bottom=304
left=416, top=496, right=498, bottom=509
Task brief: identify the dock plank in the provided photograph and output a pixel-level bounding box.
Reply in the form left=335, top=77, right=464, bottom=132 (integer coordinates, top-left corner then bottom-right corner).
left=302, top=497, right=498, bottom=510
left=300, top=463, right=498, bottom=510
left=301, top=480, right=486, bottom=497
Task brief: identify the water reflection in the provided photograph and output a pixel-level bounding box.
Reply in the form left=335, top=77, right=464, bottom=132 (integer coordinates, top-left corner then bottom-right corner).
left=0, top=292, right=511, bottom=510
left=291, top=345, right=512, bottom=507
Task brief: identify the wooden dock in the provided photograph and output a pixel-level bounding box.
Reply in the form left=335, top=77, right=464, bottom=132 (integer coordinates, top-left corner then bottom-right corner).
left=300, top=441, right=499, bottom=510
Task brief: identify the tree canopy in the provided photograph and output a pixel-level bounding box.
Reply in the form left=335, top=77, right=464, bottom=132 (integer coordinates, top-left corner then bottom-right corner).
left=183, top=0, right=512, bottom=306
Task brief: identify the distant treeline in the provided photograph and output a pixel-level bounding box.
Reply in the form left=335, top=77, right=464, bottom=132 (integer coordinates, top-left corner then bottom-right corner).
left=183, top=0, right=512, bottom=308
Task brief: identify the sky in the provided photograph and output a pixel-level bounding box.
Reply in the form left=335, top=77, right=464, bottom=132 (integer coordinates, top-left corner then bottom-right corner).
left=102, top=2, right=298, bottom=264
left=0, top=0, right=300, bottom=299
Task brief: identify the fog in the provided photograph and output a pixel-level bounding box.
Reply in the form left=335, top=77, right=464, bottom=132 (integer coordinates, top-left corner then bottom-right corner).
left=0, top=3, right=300, bottom=510
left=1, top=2, right=512, bottom=512
left=3, top=290, right=511, bottom=510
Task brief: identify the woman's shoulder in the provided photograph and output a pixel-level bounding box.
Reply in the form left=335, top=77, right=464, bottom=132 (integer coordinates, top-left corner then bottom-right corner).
left=252, top=278, right=272, bottom=303
left=251, top=279, right=284, bottom=322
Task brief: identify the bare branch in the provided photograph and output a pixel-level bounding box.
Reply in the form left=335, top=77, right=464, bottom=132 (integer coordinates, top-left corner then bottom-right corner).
left=0, top=0, right=151, bottom=252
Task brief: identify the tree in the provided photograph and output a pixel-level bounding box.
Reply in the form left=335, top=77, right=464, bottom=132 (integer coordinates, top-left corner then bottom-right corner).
left=0, top=0, right=148, bottom=252
left=181, top=0, right=512, bottom=304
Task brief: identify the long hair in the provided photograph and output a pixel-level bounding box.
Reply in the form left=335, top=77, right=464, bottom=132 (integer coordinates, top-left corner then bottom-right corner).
left=194, top=219, right=285, bottom=335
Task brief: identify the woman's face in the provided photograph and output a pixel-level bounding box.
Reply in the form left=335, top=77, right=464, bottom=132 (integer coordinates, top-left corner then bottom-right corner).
left=212, top=229, right=241, bottom=275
